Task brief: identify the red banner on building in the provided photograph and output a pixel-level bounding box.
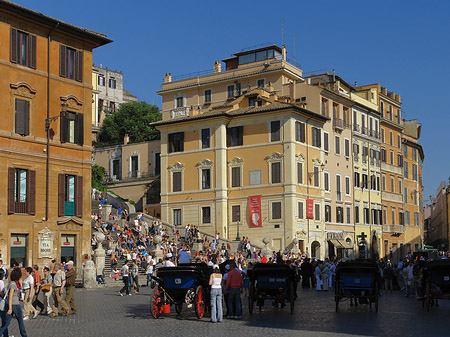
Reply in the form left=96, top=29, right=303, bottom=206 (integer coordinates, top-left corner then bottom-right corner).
left=249, top=195, right=262, bottom=227
left=306, top=199, right=314, bottom=219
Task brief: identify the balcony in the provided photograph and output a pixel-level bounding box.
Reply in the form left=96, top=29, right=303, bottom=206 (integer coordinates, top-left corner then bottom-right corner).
left=382, top=191, right=403, bottom=203
left=370, top=130, right=379, bottom=139
left=381, top=162, right=402, bottom=175
left=383, top=224, right=405, bottom=234
left=353, top=124, right=360, bottom=132
left=170, top=106, right=189, bottom=119
left=361, top=127, right=368, bottom=135
left=333, top=118, right=348, bottom=130
left=336, top=191, right=342, bottom=202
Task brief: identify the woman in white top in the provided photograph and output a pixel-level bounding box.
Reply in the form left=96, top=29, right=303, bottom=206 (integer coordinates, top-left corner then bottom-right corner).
left=22, top=267, right=38, bottom=320
left=208, top=267, right=223, bottom=323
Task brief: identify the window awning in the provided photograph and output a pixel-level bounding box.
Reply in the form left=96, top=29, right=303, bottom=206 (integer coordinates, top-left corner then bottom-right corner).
left=328, top=239, right=352, bottom=249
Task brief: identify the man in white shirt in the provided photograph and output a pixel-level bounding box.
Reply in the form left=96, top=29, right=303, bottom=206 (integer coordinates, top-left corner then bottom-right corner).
left=119, top=262, right=130, bottom=296
left=164, top=256, right=175, bottom=267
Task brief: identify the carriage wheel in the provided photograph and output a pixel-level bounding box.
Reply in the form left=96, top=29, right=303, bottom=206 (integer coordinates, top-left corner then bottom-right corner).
left=175, top=302, right=183, bottom=315
left=425, top=282, right=430, bottom=312
left=249, top=284, right=254, bottom=314
left=151, top=288, right=161, bottom=319
left=290, top=282, right=295, bottom=315
left=195, top=285, right=205, bottom=319
left=335, top=296, right=339, bottom=312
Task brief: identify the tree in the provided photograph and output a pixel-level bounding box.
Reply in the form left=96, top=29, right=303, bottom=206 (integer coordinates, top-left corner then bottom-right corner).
left=96, top=101, right=161, bottom=147
left=92, top=164, right=106, bottom=190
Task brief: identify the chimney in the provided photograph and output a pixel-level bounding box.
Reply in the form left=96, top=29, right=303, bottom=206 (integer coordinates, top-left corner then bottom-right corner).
left=354, top=81, right=358, bottom=87
left=266, top=81, right=274, bottom=92
left=282, top=45, right=287, bottom=61
left=213, top=61, right=221, bottom=73
left=381, top=87, right=387, bottom=95
left=396, top=94, right=401, bottom=103
left=389, top=91, right=395, bottom=99
left=124, top=134, right=129, bottom=145
left=164, top=73, right=172, bottom=83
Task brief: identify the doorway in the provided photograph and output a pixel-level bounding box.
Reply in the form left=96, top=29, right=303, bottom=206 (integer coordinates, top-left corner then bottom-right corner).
left=311, top=241, right=320, bottom=259
left=61, top=235, right=76, bottom=264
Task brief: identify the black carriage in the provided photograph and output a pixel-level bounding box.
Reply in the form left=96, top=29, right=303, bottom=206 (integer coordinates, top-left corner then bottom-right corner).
left=247, top=263, right=296, bottom=314
left=335, top=260, right=380, bottom=312
left=422, top=259, right=450, bottom=311
left=151, top=263, right=212, bottom=319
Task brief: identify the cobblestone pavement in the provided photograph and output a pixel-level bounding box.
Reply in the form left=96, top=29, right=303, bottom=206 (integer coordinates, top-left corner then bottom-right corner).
left=5, top=285, right=450, bottom=337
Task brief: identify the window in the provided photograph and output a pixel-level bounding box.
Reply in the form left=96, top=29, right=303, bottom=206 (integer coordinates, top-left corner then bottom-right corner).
left=364, top=207, right=370, bottom=224
left=10, top=28, right=36, bottom=69
left=414, top=212, right=420, bottom=226
left=390, top=176, right=394, bottom=192
left=325, top=205, right=331, bottom=222
left=397, top=135, right=401, bottom=148
left=404, top=187, right=408, bottom=204
left=312, top=127, right=321, bottom=148
left=168, top=132, right=184, bottom=153
left=130, top=156, right=138, bottom=178
left=381, top=128, right=385, bottom=143
left=60, top=112, right=84, bottom=145
left=201, top=169, right=211, bottom=189
left=390, top=150, right=394, bottom=164
left=403, top=144, right=408, bottom=158
left=175, top=96, right=184, bottom=108
left=201, top=129, right=210, bottom=149
left=414, top=189, right=418, bottom=205
left=14, top=99, right=30, bottom=136
left=336, top=175, right=342, bottom=201
left=314, top=204, right=320, bottom=221
left=10, top=168, right=34, bottom=214
left=232, top=205, right=241, bottom=222
left=405, top=211, right=410, bottom=225
left=231, top=167, right=241, bottom=187
left=381, top=148, right=386, bottom=162
left=298, top=202, right=304, bottom=219
left=380, top=101, right=384, bottom=114
left=389, top=131, right=393, bottom=145
left=60, top=45, right=83, bottom=81
left=399, top=212, right=404, bottom=225
left=398, top=180, right=402, bottom=195
left=354, top=172, right=360, bottom=187
left=336, top=207, right=344, bottom=223
left=345, top=176, right=350, bottom=195
left=296, top=122, right=306, bottom=143
left=204, top=89, right=212, bottom=103
left=362, top=174, right=368, bottom=189
left=397, top=108, right=401, bottom=123
left=346, top=206, right=351, bottom=224
left=248, top=97, right=256, bottom=106
left=227, top=85, right=235, bottom=99
left=173, top=209, right=181, bottom=226
left=109, top=101, right=115, bottom=112
left=154, top=153, right=161, bottom=176
left=313, top=166, right=319, bottom=187
left=98, top=76, right=105, bottom=86
left=353, top=143, right=359, bottom=159
left=227, top=126, right=243, bottom=147
left=57, top=173, right=82, bottom=217
left=324, top=172, right=330, bottom=191
left=404, top=162, right=408, bottom=179
left=335, top=136, right=341, bottom=155
left=389, top=105, right=393, bottom=120
left=173, top=172, right=182, bottom=192
left=398, top=154, right=403, bottom=167
left=344, top=138, right=350, bottom=157
left=321, top=99, right=327, bottom=116
left=257, top=79, right=265, bottom=88
left=412, top=164, right=418, bottom=181
left=202, top=207, right=211, bottom=224
left=108, top=78, right=116, bottom=89
left=270, top=121, right=281, bottom=142
left=272, top=202, right=282, bottom=220
left=355, top=206, right=360, bottom=223
left=297, top=162, right=303, bottom=184
left=324, top=132, right=329, bottom=152
left=271, top=162, right=281, bottom=184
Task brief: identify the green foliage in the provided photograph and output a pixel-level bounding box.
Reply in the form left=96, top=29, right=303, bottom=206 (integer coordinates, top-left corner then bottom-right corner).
left=95, top=101, right=161, bottom=147
left=92, top=164, right=106, bottom=190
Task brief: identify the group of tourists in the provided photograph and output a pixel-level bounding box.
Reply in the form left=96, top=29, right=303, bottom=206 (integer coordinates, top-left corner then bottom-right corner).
left=0, top=259, right=77, bottom=336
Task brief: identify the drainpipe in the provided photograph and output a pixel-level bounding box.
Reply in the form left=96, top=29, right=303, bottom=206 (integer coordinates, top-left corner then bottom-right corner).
left=305, top=116, right=312, bottom=255
left=45, top=23, right=59, bottom=221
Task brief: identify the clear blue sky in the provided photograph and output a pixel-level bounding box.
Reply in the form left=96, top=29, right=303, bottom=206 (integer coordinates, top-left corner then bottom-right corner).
left=14, top=0, right=450, bottom=201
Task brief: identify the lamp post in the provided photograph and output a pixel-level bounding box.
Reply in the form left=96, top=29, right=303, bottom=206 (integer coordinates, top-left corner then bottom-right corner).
left=236, top=221, right=240, bottom=242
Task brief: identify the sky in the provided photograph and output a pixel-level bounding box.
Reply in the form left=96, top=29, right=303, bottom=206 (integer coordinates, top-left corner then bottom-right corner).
left=12, top=0, right=450, bottom=201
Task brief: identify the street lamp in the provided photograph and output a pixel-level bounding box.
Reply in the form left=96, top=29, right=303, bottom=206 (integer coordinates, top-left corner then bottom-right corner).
left=236, top=221, right=240, bottom=242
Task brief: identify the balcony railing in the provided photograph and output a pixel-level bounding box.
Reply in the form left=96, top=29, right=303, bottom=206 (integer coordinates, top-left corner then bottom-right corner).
left=353, top=124, right=359, bottom=132
left=333, top=118, right=345, bottom=130
left=370, top=130, right=380, bottom=139
left=170, top=106, right=189, bottom=119
left=336, top=191, right=342, bottom=201
left=382, top=191, right=403, bottom=203
left=361, top=127, right=367, bottom=135
left=383, top=224, right=405, bottom=234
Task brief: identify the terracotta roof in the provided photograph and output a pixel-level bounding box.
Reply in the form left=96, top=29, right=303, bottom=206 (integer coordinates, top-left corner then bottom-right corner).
left=152, top=102, right=329, bottom=127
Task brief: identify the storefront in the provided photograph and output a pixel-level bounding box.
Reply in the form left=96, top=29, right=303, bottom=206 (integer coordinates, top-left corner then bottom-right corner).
left=60, top=234, right=76, bottom=264
left=327, top=232, right=353, bottom=261
left=10, top=234, right=27, bottom=267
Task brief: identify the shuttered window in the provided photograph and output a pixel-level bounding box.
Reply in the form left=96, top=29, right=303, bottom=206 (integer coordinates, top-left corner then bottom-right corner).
left=312, top=127, right=321, bottom=148
left=15, top=99, right=30, bottom=136
left=172, top=172, right=182, bottom=192
left=270, top=121, right=281, bottom=142
left=272, top=202, right=282, bottom=220
left=8, top=167, right=35, bottom=215
left=173, top=209, right=182, bottom=226
left=231, top=167, right=241, bottom=187
left=168, top=132, right=184, bottom=153
left=201, top=169, right=211, bottom=189
left=271, top=162, right=281, bottom=184
left=297, top=162, right=303, bottom=184
left=232, top=205, right=241, bottom=222
left=298, top=202, right=304, bottom=219
left=60, top=112, right=84, bottom=145
left=60, top=45, right=83, bottom=82
left=226, top=126, right=243, bottom=147
left=296, top=122, right=306, bottom=143
left=202, top=207, right=211, bottom=224
left=10, top=28, right=36, bottom=69
left=323, top=132, right=329, bottom=152
left=345, top=139, right=350, bottom=157
left=58, top=174, right=82, bottom=217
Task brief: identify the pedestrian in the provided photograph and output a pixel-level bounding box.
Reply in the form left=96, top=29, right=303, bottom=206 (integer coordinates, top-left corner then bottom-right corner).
left=315, top=262, right=323, bottom=291
left=405, top=260, right=414, bottom=297
left=0, top=260, right=8, bottom=281
left=65, top=261, right=77, bottom=314
left=209, top=267, right=223, bottom=323
left=225, top=261, right=243, bottom=319
left=145, top=258, right=154, bottom=287
left=0, top=268, right=28, bottom=336
left=119, top=261, right=130, bottom=296
left=40, top=267, right=53, bottom=315
left=31, top=265, right=44, bottom=314
left=22, top=267, right=38, bottom=320
left=384, top=263, right=394, bottom=293
left=131, top=260, right=139, bottom=294
left=321, top=263, right=329, bottom=291
left=49, top=263, right=70, bottom=317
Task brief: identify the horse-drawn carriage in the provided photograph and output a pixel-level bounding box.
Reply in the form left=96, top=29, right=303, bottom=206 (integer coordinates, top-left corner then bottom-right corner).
left=247, top=263, right=296, bottom=314
left=151, top=263, right=212, bottom=319
left=335, top=260, right=380, bottom=312
left=422, top=259, right=450, bottom=311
